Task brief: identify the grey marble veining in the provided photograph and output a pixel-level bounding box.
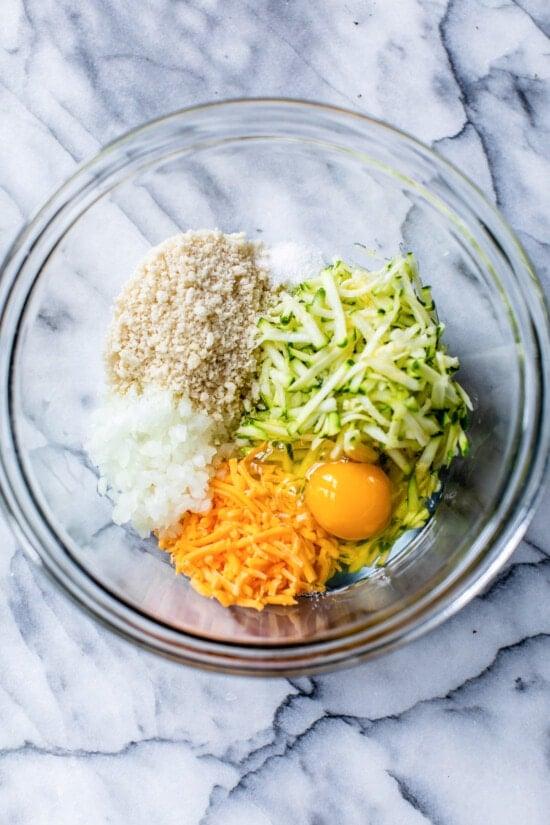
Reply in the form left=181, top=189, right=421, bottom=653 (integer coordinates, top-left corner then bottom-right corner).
left=1, top=1, right=549, bottom=823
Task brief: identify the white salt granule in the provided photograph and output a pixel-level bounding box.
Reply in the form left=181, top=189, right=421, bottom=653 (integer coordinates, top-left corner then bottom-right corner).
left=264, top=242, right=325, bottom=288
left=87, top=386, right=216, bottom=537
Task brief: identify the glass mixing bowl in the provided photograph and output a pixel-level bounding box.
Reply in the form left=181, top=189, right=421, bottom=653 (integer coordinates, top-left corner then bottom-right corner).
left=0, top=100, right=548, bottom=675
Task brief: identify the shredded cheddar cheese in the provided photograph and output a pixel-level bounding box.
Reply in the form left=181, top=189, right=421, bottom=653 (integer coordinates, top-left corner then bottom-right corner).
left=158, top=452, right=341, bottom=610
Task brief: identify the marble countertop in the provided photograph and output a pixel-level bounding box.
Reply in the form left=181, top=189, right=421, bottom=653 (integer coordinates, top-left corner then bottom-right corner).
left=1, top=1, right=549, bottom=822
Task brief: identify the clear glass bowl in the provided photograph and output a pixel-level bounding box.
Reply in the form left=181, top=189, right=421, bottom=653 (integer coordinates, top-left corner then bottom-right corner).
left=0, top=100, right=548, bottom=675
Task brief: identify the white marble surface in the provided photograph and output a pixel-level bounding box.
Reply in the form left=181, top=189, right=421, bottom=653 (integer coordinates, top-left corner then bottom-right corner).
left=1, top=1, right=549, bottom=822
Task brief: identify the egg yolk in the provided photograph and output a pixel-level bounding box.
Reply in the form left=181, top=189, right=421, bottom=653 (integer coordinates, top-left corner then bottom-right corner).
left=305, top=461, right=392, bottom=541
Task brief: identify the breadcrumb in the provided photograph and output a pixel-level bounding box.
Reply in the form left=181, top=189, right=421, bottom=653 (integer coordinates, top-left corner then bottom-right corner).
left=106, top=230, right=271, bottom=427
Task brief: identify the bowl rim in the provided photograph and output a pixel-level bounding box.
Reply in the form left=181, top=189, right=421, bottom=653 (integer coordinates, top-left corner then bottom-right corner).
left=0, top=97, right=548, bottom=675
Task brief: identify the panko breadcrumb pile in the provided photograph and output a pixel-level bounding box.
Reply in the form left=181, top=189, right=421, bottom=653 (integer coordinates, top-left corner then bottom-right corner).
left=106, top=230, right=271, bottom=426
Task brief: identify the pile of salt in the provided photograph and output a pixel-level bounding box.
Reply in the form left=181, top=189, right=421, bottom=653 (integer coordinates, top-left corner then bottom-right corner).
left=264, top=242, right=326, bottom=288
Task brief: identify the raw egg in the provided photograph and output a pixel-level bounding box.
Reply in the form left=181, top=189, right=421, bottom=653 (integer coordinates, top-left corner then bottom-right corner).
left=305, top=461, right=392, bottom=541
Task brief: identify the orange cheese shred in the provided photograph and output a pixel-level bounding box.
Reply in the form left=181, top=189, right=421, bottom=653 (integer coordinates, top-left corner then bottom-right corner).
left=158, top=453, right=342, bottom=610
